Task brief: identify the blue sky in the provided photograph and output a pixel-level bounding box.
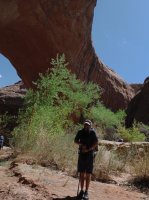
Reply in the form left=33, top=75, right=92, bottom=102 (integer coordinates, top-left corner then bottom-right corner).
left=92, top=0, right=149, bottom=84
left=0, top=0, right=149, bottom=87
left=0, top=54, right=20, bottom=87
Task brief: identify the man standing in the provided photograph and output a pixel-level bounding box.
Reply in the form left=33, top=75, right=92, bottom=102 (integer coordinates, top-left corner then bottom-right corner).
left=74, top=119, right=98, bottom=200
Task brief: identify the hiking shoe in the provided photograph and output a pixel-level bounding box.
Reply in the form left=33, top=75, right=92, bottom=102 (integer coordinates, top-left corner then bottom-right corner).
left=84, top=191, right=89, bottom=200
left=77, top=190, right=84, bottom=199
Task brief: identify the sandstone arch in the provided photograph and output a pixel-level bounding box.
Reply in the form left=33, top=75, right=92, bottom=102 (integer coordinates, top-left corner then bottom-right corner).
left=0, top=0, right=134, bottom=110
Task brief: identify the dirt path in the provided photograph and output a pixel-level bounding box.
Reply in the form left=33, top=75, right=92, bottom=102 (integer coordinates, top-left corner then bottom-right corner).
left=0, top=147, right=148, bottom=200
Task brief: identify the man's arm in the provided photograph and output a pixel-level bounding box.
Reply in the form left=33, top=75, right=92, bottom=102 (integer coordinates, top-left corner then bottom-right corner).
left=74, top=134, right=84, bottom=148
left=74, top=131, right=88, bottom=153
left=88, top=141, right=98, bottom=151
left=74, top=131, right=81, bottom=145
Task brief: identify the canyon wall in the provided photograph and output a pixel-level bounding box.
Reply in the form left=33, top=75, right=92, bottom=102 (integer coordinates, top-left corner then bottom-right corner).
left=126, top=79, right=149, bottom=127
left=0, top=0, right=134, bottom=111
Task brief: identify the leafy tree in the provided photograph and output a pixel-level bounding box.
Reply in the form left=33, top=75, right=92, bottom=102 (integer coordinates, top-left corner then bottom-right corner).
left=14, top=54, right=100, bottom=150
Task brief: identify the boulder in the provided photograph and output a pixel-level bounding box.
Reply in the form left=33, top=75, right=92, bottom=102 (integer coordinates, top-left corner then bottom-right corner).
left=0, top=0, right=134, bottom=111
left=99, top=140, right=149, bottom=154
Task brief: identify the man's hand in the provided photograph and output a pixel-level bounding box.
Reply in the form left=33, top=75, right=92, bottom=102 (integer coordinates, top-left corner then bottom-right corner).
left=80, top=145, right=90, bottom=153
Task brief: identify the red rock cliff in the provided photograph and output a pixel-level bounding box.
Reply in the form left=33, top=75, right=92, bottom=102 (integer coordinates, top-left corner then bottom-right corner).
left=126, top=79, right=149, bottom=127
left=0, top=0, right=134, bottom=111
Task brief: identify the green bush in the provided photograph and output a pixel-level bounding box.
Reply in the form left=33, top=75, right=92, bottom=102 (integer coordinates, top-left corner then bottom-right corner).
left=117, top=126, right=146, bottom=142
left=13, top=54, right=101, bottom=151
left=89, top=104, right=125, bottom=128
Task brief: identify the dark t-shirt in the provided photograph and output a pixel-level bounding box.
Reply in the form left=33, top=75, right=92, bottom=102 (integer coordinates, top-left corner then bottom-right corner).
left=74, top=128, right=98, bottom=154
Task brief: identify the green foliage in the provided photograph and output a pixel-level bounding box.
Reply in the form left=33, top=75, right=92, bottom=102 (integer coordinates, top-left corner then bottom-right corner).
left=0, top=113, right=12, bottom=127
left=13, top=54, right=101, bottom=150
left=32, top=54, right=100, bottom=110
left=36, top=55, right=98, bottom=114
left=118, top=126, right=146, bottom=142
left=89, top=104, right=125, bottom=128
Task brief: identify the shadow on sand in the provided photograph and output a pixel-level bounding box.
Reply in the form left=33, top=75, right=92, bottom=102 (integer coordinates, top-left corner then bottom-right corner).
left=53, top=196, right=77, bottom=200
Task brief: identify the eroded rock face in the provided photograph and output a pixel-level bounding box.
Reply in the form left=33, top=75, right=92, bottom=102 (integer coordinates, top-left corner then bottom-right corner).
left=126, top=80, right=149, bottom=127
left=130, top=83, right=142, bottom=94
left=0, top=0, right=134, bottom=110
left=0, top=82, right=26, bottom=143
left=0, top=81, right=25, bottom=115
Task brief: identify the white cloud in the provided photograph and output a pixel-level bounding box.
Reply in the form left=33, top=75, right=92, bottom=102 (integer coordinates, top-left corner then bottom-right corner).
left=0, top=74, right=2, bottom=78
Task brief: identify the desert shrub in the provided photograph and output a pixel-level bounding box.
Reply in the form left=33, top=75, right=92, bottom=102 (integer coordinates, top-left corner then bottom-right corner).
left=103, top=127, right=119, bottom=141
left=117, top=126, right=146, bottom=142
left=0, top=113, right=18, bottom=145
left=126, top=144, right=149, bottom=193
left=93, top=146, right=114, bottom=182
left=127, top=144, right=149, bottom=175
left=138, top=123, right=149, bottom=142
left=89, top=105, right=125, bottom=140
left=93, top=142, right=149, bottom=182
left=93, top=144, right=129, bottom=181
left=89, top=105, right=125, bottom=128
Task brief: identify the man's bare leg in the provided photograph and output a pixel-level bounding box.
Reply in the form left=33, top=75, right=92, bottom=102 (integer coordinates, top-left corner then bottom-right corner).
left=85, top=173, right=91, bottom=191
left=80, top=172, right=85, bottom=190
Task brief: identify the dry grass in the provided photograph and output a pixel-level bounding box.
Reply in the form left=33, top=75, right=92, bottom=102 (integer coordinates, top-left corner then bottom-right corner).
left=14, top=133, right=149, bottom=186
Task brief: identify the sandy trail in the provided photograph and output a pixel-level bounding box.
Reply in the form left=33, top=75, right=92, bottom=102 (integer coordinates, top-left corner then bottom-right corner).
left=0, top=147, right=148, bottom=200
